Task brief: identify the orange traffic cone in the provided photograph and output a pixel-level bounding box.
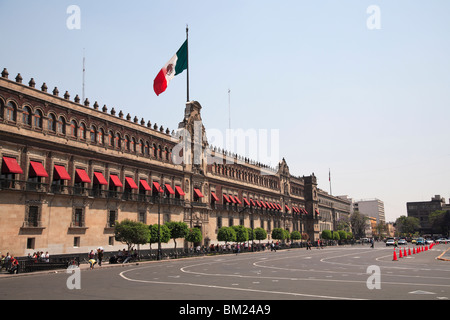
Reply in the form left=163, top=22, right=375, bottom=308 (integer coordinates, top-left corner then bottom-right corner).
left=408, top=247, right=411, bottom=255
left=425, top=245, right=428, bottom=251
left=413, top=247, right=416, bottom=254
left=404, top=248, right=407, bottom=256
left=399, top=249, right=403, bottom=258
left=393, top=249, right=398, bottom=261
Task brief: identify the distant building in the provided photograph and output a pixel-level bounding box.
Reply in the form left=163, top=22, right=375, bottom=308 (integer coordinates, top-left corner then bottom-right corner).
left=407, top=195, right=447, bottom=235
left=354, top=199, right=385, bottom=224
left=317, top=189, right=352, bottom=233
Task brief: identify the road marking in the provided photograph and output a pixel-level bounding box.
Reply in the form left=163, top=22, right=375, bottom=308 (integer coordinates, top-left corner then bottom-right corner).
left=409, top=290, right=435, bottom=295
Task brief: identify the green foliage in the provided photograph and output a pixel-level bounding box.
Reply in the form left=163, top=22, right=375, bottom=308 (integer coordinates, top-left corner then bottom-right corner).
left=290, top=231, right=301, bottom=241
left=217, top=226, right=236, bottom=243
left=165, top=221, right=189, bottom=250
left=321, top=229, right=332, bottom=240
left=186, top=227, right=203, bottom=244
left=149, top=224, right=171, bottom=245
left=114, top=219, right=151, bottom=250
left=271, top=228, right=286, bottom=241
left=232, top=225, right=248, bottom=242
left=333, top=232, right=340, bottom=241
left=338, top=230, right=347, bottom=241
left=254, top=228, right=267, bottom=242
left=247, top=228, right=255, bottom=241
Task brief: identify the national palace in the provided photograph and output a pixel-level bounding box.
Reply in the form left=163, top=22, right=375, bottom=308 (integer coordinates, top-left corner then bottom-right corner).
left=0, top=68, right=351, bottom=256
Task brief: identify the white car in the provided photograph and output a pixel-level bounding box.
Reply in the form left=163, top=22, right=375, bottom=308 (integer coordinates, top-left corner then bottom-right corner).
left=386, top=239, right=396, bottom=246
left=436, top=238, right=449, bottom=244
left=397, top=239, right=407, bottom=245
left=425, top=239, right=434, bottom=245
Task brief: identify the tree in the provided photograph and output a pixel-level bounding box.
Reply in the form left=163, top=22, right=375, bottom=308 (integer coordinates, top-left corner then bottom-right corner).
left=217, top=226, right=236, bottom=244
left=232, top=225, right=248, bottom=243
left=185, top=227, right=202, bottom=246
left=271, top=228, right=286, bottom=242
left=429, top=210, right=450, bottom=237
left=246, top=228, right=255, bottom=241
left=148, top=224, right=171, bottom=255
left=350, top=211, right=367, bottom=239
left=290, top=231, right=301, bottom=241
left=165, top=221, right=189, bottom=254
left=114, top=219, right=151, bottom=251
left=321, top=230, right=332, bottom=240
left=338, top=230, right=347, bottom=242
left=254, top=228, right=267, bottom=243
left=395, top=216, right=420, bottom=236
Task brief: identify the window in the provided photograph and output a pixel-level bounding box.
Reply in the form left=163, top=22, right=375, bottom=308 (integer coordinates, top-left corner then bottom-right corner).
left=109, top=236, right=114, bottom=246
left=27, top=205, right=40, bottom=227
left=217, top=216, right=222, bottom=229
left=79, top=123, right=86, bottom=139
left=27, top=238, right=35, bottom=250
left=115, top=133, right=121, bottom=149
left=57, top=116, right=65, bottom=134
left=108, top=131, right=114, bottom=147
left=73, top=237, right=80, bottom=247
left=138, top=211, right=146, bottom=223
left=22, top=106, right=31, bottom=125
left=6, top=101, right=16, bottom=122
left=73, top=208, right=84, bottom=227
left=131, top=137, right=136, bottom=152
left=125, top=135, right=130, bottom=151
left=34, top=109, right=43, bottom=129
left=108, top=210, right=117, bottom=228
left=70, top=120, right=78, bottom=137
left=98, top=128, right=104, bottom=145
left=90, top=125, right=96, bottom=143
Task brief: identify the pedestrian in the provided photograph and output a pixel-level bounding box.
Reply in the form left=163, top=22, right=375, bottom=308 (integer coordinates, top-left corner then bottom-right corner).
left=97, top=248, right=103, bottom=266
left=9, top=256, right=19, bottom=274
left=89, top=258, right=97, bottom=269
left=307, top=240, right=312, bottom=250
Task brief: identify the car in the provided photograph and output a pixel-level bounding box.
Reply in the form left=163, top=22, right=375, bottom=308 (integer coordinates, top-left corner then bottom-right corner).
left=397, top=239, right=407, bottom=245
left=425, top=239, right=434, bottom=245
left=386, top=239, right=396, bottom=246
left=415, top=238, right=425, bottom=245
left=436, top=238, right=449, bottom=244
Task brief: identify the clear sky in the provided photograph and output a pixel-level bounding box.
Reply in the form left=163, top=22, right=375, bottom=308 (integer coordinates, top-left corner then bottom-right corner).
left=1, top=0, right=449, bottom=222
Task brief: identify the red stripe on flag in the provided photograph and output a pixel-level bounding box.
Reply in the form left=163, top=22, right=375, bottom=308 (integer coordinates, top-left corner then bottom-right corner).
left=153, top=68, right=167, bottom=96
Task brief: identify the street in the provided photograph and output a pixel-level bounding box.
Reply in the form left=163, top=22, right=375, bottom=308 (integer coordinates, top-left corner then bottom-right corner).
left=1, top=243, right=449, bottom=301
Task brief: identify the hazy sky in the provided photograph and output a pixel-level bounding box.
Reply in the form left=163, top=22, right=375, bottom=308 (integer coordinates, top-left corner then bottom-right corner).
left=1, top=1, right=449, bottom=222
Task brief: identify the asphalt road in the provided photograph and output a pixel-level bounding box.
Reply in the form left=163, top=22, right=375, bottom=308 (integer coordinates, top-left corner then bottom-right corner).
left=1, top=243, right=449, bottom=302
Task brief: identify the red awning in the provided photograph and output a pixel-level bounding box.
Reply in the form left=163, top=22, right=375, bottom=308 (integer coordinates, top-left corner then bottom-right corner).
left=229, top=195, right=237, bottom=204
left=223, top=194, right=231, bottom=203
left=256, top=200, right=262, bottom=207
left=285, top=204, right=290, bottom=212
left=139, top=179, right=151, bottom=191
left=165, top=184, right=175, bottom=194
left=315, top=209, right=320, bottom=215
left=75, top=169, right=91, bottom=183
left=194, top=188, right=204, bottom=198
left=93, top=172, right=108, bottom=185
left=109, top=174, right=123, bottom=187
left=211, top=192, right=219, bottom=202
left=303, top=208, right=308, bottom=214
left=175, top=185, right=185, bottom=196
left=250, top=199, right=256, bottom=206
left=54, top=165, right=71, bottom=180
left=243, top=198, right=250, bottom=206
left=125, top=177, right=138, bottom=189
left=234, top=196, right=242, bottom=205
left=29, top=161, right=49, bottom=178
left=152, top=181, right=163, bottom=193
left=2, top=157, right=23, bottom=174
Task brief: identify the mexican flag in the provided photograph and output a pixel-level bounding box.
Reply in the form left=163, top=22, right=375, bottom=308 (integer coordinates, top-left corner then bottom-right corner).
left=153, top=40, right=188, bottom=96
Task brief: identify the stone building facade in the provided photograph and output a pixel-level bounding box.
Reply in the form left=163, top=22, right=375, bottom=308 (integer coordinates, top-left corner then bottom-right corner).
left=0, top=68, right=325, bottom=256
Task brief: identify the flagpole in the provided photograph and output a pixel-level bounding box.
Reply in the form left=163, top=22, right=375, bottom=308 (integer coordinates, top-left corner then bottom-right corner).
left=186, top=25, right=189, bottom=102
left=329, top=168, right=332, bottom=195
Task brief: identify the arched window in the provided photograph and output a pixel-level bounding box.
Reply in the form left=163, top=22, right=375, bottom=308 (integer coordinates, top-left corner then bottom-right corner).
left=125, top=135, right=130, bottom=151
left=34, top=109, right=43, bottom=129
left=108, top=131, right=114, bottom=147
left=57, top=116, right=66, bottom=134
left=90, top=125, right=96, bottom=143
left=139, top=140, right=144, bottom=154
left=98, top=128, right=104, bottom=145
left=115, top=133, right=121, bottom=149
left=131, top=137, right=136, bottom=152
left=6, top=101, right=17, bottom=122
left=22, top=106, right=31, bottom=126
left=153, top=143, right=157, bottom=158
left=70, top=120, right=78, bottom=137
left=79, top=123, right=86, bottom=139
left=48, top=113, right=56, bottom=132
left=144, top=142, right=150, bottom=156
left=164, top=147, right=169, bottom=160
